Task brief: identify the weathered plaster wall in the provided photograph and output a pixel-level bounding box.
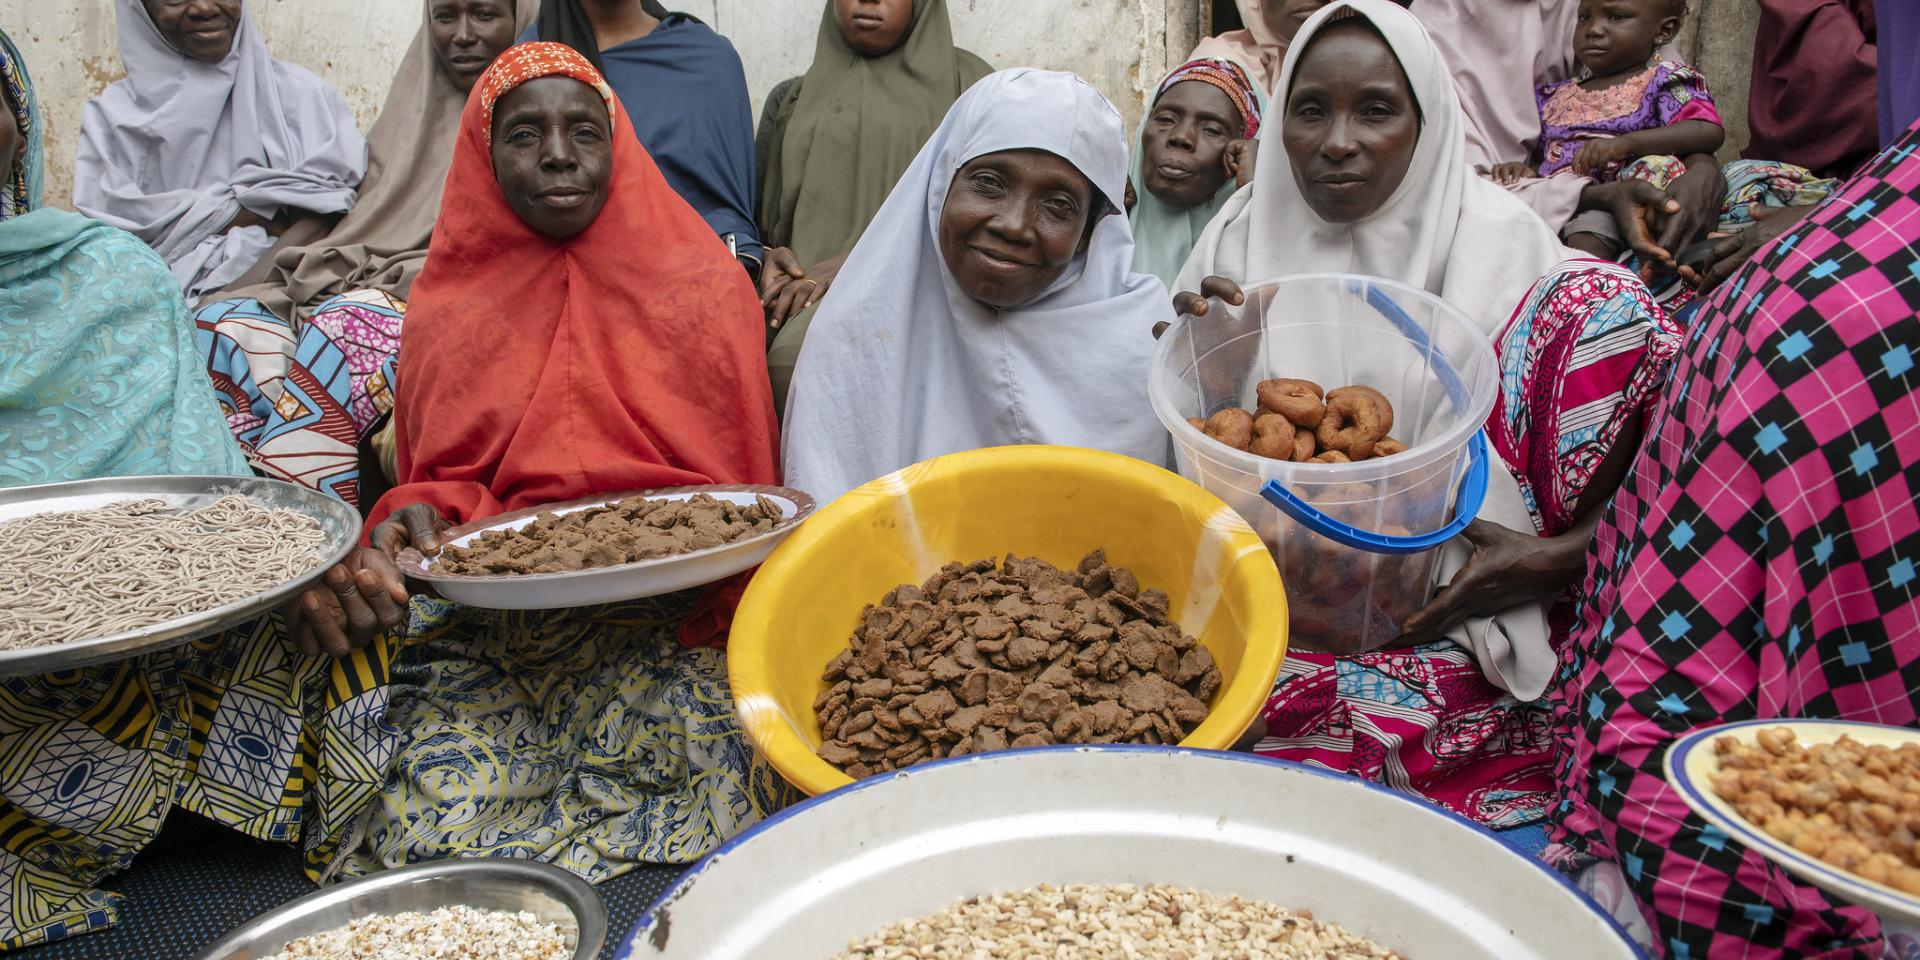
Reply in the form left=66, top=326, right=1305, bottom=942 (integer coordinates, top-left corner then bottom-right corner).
left=1, top=0, right=1207, bottom=210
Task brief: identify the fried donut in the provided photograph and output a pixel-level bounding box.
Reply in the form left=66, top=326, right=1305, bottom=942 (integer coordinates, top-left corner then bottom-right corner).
left=1187, top=417, right=1208, bottom=432
left=1290, top=429, right=1317, bottom=462
left=1309, top=450, right=1352, bottom=464
left=1256, top=378, right=1327, bottom=428
left=1203, top=408, right=1255, bottom=451
left=1315, top=394, right=1385, bottom=460
left=1249, top=414, right=1296, bottom=460
left=1374, top=436, right=1409, bottom=458
left=1327, top=385, right=1394, bottom=436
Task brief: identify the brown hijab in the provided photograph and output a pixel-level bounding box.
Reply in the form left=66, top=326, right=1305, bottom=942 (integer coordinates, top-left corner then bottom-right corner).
left=216, top=0, right=537, bottom=320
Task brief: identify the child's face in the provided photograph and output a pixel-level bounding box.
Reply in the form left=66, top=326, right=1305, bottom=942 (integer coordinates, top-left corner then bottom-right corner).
left=1141, top=80, right=1239, bottom=208
left=835, top=0, right=914, bottom=57
left=1573, top=0, right=1679, bottom=78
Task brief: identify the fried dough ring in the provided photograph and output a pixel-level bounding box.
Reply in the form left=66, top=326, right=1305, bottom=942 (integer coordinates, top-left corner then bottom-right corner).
left=1309, top=450, right=1352, bottom=464
left=1290, top=429, right=1317, bottom=462
left=1327, top=385, right=1394, bottom=436
left=1256, top=378, right=1327, bottom=428
left=1203, top=408, right=1255, bottom=451
left=1374, top=436, right=1409, bottom=458
left=1249, top=414, right=1296, bottom=460
left=1315, top=394, right=1385, bottom=459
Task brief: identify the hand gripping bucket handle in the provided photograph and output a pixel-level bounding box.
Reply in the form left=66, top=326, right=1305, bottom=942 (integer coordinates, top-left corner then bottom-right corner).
left=1255, top=280, right=1490, bottom=557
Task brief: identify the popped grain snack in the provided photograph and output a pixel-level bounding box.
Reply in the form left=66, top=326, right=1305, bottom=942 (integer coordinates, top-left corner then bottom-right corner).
left=435, top=493, right=783, bottom=575
left=832, top=882, right=1402, bottom=959
left=262, top=904, right=571, bottom=959
left=1709, top=727, right=1920, bottom=896
left=813, top=551, right=1222, bottom=778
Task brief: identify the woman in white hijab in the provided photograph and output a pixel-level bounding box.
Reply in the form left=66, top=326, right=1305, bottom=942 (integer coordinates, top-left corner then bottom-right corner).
left=1173, top=0, right=1681, bottom=830
left=75, top=0, right=366, bottom=299
left=782, top=68, right=1173, bottom=503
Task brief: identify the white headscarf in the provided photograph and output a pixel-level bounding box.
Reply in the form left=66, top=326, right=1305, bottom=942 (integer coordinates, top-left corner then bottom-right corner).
left=74, top=0, right=366, bottom=300
left=1177, top=0, right=1571, bottom=335
left=782, top=68, right=1175, bottom=504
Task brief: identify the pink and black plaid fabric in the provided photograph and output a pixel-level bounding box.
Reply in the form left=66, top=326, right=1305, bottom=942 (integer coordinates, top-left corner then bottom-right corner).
left=1545, top=120, right=1920, bottom=958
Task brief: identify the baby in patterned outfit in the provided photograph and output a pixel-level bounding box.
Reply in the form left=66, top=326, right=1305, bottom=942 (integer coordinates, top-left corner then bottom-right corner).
left=1488, top=0, right=1725, bottom=258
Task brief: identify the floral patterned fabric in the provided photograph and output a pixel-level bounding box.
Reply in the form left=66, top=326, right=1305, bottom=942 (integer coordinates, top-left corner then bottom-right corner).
left=1537, top=61, right=1721, bottom=178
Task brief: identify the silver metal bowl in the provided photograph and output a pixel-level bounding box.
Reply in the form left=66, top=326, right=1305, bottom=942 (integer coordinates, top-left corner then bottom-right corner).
left=194, top=859, right=607, bottom=960
left=0, top=475, right=361, bottom=676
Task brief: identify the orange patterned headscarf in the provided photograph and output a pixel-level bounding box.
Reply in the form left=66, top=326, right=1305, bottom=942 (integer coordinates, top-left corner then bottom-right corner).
left=476, top=41, right=618, bottom=143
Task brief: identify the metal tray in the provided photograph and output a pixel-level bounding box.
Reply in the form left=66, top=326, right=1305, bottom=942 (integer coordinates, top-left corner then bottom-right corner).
left=195, top=859, right=606, bottom=960
left=617, top=747, right=1646, bottom=959
left=397, top=485, right=814, bottom=610
left=0, top=475, right=360, bottom=676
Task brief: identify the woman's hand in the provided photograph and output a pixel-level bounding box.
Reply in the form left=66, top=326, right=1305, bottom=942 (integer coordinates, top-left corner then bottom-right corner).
left=283, top=503, right=447, bottom=657
left=1224, top=139, right=1259, bottom=189
left=1158, top=276, right=1246, bottom=339
left=760, top=247, right=841, bottom=330
left=1656, top=154, right=1726, bottom=262
left=1395, top=519, right=1588, bottom=646
left=1571, top=136, right=1637, bottom=177
left=1685, top=203, right=1814, bottom=293
left=1585, top=180, right=1682, bottom=281
left=1171, top=276, right=1246, bottom=318
left=1486, top=161, right=1536, bottom=186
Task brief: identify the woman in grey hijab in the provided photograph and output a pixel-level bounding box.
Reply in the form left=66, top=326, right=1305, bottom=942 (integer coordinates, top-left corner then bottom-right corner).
left=74, top=0, right=366, bottom=299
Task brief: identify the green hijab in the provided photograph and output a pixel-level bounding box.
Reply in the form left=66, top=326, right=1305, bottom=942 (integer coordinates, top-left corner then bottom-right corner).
left=759, top=0, right=991, bottom=266
left=1128, top=57, right=1266, bottom=290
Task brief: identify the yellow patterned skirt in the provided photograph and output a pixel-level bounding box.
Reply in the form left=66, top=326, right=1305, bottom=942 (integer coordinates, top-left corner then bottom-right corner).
left=0, top=621, right=395, bottom=949
left=329, top=592, right=791, bottom=881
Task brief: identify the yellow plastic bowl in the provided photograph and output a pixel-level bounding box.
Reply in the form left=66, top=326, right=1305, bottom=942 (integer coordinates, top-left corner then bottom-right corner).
left=729, top=445, right=1288, bottom=797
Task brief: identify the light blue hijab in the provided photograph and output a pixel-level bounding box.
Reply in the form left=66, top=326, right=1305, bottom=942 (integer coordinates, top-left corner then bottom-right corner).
left=1, top=210, right=252, bottom=485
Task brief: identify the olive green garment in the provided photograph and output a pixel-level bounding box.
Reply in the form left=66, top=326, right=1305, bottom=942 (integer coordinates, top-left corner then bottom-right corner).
left=758, top=0, right=991, bottom=268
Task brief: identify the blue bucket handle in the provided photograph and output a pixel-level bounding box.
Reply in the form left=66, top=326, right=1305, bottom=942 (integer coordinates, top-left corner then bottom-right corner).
left=1258, top=431, right=1490, bottom=556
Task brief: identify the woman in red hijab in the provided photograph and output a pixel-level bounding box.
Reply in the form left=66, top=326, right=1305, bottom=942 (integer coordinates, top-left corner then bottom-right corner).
left=284, top=43, right=786, bottom=879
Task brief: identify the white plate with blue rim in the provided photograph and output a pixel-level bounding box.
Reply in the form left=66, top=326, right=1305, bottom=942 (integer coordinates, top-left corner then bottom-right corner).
left=616, top=746, right=1645, bottom=959
left=1666, top=718, right=1920, bottom=929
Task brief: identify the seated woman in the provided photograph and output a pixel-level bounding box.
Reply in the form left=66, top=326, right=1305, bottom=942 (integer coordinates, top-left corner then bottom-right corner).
left=531, top=0, right=762, bottom=274
left=1174, top=0, right=1681, bottom=829
left=75, top=0, right=367, bottom=300
left=1128, top=56, right=1264, bottom=289
left=196, top=0, right=532, bottom=510
left=780, top=68, right=1175, bottom=502
left=290, top=44, right=786, bottom=879
left=0, top=29, right=383, bottom=948
left=1546, top=118, right=1920, bottom=958
left=760, top=0, right=991, bottom=402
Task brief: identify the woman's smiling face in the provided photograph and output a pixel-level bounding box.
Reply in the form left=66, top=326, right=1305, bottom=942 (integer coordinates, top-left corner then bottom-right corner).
left=1280, top=20, right=1421, bottom=224
left=938, top=149, right=1098, bottom=309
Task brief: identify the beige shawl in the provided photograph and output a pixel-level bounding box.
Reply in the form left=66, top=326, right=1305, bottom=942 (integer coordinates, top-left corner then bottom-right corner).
left=216, top=0, right=536, bottom=319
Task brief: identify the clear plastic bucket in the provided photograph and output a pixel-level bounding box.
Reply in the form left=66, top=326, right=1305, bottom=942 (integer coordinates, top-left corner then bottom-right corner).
left=1148, top=274, right=1498, bottom=654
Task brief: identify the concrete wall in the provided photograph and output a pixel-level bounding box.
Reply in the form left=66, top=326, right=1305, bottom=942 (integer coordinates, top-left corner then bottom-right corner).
left=1674, top=0, right=1760, bottom=165
left=1, top=0, right=1208, bottom=210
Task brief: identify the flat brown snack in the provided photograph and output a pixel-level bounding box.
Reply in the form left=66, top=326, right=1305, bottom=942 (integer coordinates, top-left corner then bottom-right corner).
left=814, top=551, right=1222, bottom=779
left=434, top=493, right=783, bottom=576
